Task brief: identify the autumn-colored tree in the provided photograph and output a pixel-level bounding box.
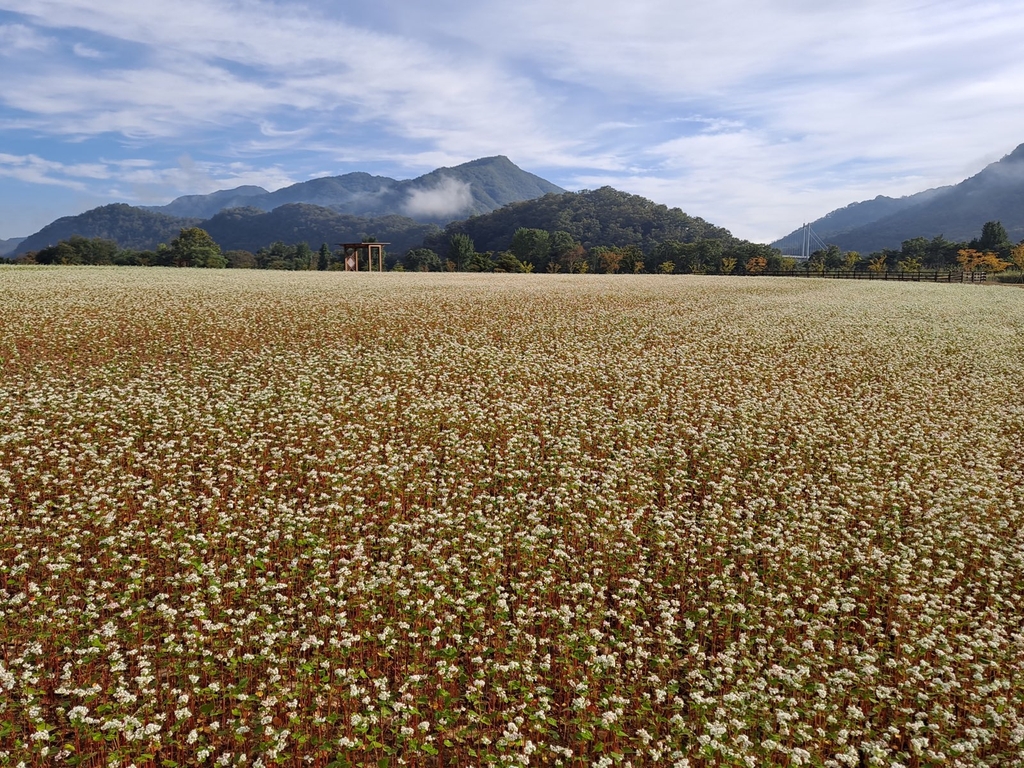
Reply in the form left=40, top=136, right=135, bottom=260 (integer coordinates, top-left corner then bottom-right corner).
left=720, top=257, right=737, bottom=275
left=957, top=248, right=1010, bottom=272
left=597, top=248, right=623, bottom=274
left=745, top=255, right=767, bottom=275
left=1010, top=243, right=1024, bottom=271
left=867, top=254, right=887, bottom=273
left=560, top=244, right=588, bottom=273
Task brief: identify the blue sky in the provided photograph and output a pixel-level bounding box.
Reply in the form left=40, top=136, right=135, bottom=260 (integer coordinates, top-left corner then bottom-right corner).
left=2, top=0, right=1024, bottom=243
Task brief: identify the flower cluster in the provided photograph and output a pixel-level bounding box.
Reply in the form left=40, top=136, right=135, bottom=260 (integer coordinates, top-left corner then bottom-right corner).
left=1, top=268, right=1023, bottom=767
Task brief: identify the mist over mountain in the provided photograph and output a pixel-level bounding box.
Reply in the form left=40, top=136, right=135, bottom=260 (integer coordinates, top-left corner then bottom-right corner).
left=13, top=157, right=564, bottom=256
left=774, top=144, right=1024, bottom=253
left=149, top=186, right=268, bottom=218
left=144, top=156, right=564, bottom=223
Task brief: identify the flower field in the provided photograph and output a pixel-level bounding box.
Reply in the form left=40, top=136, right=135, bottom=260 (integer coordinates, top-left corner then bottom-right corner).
left=1, top=267, right=1023, bottom=768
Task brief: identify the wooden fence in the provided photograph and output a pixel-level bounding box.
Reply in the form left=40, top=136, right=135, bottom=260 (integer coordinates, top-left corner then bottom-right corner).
left=758, top=269, right=988, bottom=283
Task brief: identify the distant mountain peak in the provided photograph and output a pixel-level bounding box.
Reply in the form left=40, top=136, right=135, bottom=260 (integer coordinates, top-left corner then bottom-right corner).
left=1005, top=143, right=1024, bottom=162
left=13, top=157, right=566, bottom=256
left=137, top=157, right=563, bottom=224
left=773, top=142, right=1024, bottom=254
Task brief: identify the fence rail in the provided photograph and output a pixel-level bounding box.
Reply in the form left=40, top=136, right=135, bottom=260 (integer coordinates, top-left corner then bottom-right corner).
left=758, top=269, right=988, bottom=283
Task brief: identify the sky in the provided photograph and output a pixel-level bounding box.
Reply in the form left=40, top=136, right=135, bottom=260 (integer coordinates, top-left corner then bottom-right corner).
left=2, top=0, right=1024, bottom=244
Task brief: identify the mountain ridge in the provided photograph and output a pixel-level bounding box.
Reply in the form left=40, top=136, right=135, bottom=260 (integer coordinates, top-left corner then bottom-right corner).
left=0, top=237, right=26, bottom=256
left=773, top=144, right=1024, bottom=253
left=143, top=156, right=564, bottom=223
left=13, top=156, right=565, bottom=256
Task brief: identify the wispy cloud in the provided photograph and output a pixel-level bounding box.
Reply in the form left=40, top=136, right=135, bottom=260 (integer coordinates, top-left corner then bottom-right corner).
left=0, top=153, right=103, bottom=189
left=1, top=0, right=1023, bottom=240
left=0, top=22, right=52, bottom=53
left=71, top=41, right=103, bottom=58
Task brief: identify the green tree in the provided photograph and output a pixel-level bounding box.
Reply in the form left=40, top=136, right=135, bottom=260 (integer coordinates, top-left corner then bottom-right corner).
left=620, top=244, right=645, bottom=273
left=548, top=231, right=579, bottom=268
left=974, top=221, right=1012, bottom=255
left=465, top=250, right=496, bottom=272
left=509, top=228, right=550, bottom=270
left=167, top=227, right=225, bottom=268
left=819, top=244, right=843, bottom=270
left=225, top=250, right=256, bottom=269
left=317, top=243, right=331, bottom=271
left=294, top=242, right=314, bottom=270
left=492, top=251, right=531, bottom=273
left=406, top=248, right=442, bottom=272
left=652, top=241, right=685, bottom=273
left=449, top=233, right=475, bottom=271
left=694, top=239, right=724, bottom=274
left=34, top=236, right=119, bottom=265
left=807, top=249, right=827, bottom=274
left=924, top=236, right=962, bottom=268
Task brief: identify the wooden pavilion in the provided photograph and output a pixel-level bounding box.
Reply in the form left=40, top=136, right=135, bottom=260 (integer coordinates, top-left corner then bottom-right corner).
left=340, top=242, right=389, bottom=272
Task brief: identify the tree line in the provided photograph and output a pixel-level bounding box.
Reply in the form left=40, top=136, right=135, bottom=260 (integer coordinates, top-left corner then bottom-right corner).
left=7, top=230, right=351, bottom=271
left=790, top=221, right=1024, bottom=275
left=7, top=220, right=1023, bottom=276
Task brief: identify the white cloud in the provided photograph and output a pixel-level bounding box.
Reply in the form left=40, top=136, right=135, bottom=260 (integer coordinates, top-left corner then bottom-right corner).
left=403, top=177, right=473, bottom=219
left=1, top=0, right=1024, bottom=240
left=0, top=22, right=52, bottom=53
left=71, top=42, right=102, bottom=58
left=0, top=152, right=98, bottom=189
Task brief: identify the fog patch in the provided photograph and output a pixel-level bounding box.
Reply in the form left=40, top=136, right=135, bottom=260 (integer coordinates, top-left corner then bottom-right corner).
left=403, top=177, right=473, bottom=218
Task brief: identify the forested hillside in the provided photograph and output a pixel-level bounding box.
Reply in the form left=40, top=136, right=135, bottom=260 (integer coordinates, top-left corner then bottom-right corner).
left=15, top=204, right=199, bottom=254
left=202, top=205, right=439, bottom=255
left=425, top=187, right=738, bottom=255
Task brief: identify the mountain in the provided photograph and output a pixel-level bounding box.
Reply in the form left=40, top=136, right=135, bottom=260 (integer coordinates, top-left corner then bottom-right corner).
left=13, top=157, right=564, bottom=257
left=0, top=237, right=25, bottom=256
left=426, top=186, right=739, bottom=255
left=395, top=156, right=565, bottom=221
left=773, top=144, right=1024, bottom=254
left=145, top=156, right=565, bottom=223
left=15, top=204, right=199, bottom=255
left=148, top=185, right=268, bottom=218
